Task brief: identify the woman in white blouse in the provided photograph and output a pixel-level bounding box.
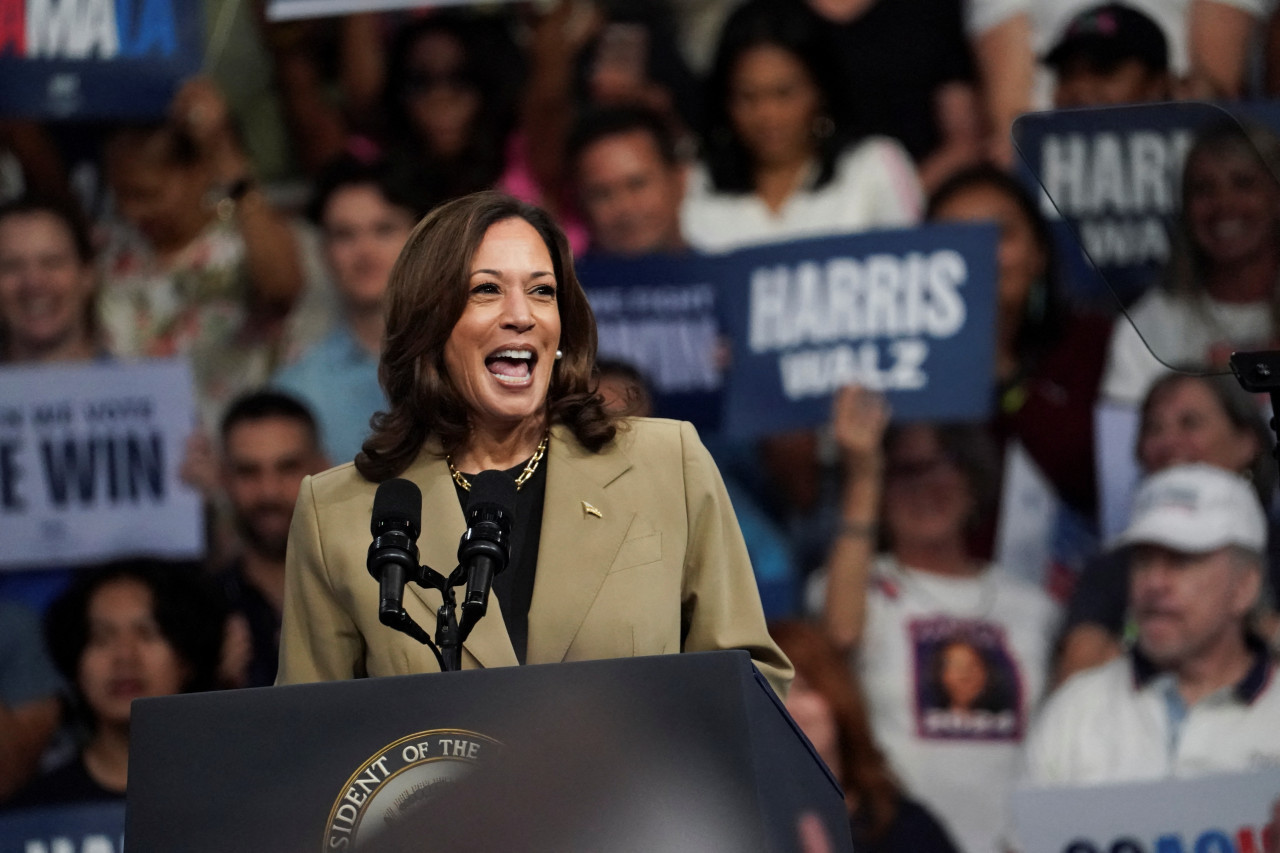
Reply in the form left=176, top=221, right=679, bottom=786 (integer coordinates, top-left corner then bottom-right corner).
left=682, top=0, right=923, bottom=253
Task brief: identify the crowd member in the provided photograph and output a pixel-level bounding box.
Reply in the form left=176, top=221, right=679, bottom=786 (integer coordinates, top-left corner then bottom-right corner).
left=770, top=620, right=960, bottom=853
left=1029, top=0, right=1276, bottom=105
left=1025, top=464, right=1280, bottom=782
left=567, top=105, right=689, bottom=259
left=0, top=196, right=102, bottom=612
left=274, top=156, right=424, bottom=464
left=796, top=0, right=986, bottom=192
left=275, top=191, right=791, bottom=692
left=682, top=0, right=922, bottom=253
left=1101, top=120, right=1280, bottom=406
left=374, top=13, right=526, bottom=204
left=521, top=1, right=700, bottom=232
left=96, top=78, right=322, bottom=433
left=1058, top=371, right=1279, bottom=681
left=0, top=196, right=98, bottom=365
left=5, top=560, right=224, bottom=807
left=0, top=602, right=63, bottom=804
left=818, top=386, right=1059, bottom=853
left=927, top=165, right=1112, bottom=520
left=214, top=392, right=327, bottom=689
left=1043, top=3, right=1174, bottom=107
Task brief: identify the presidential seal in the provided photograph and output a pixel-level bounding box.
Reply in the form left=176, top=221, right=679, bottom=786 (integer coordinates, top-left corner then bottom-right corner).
left=323, top=729, right=501, bottom=850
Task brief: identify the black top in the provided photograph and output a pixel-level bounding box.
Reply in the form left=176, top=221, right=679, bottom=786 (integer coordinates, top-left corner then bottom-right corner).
left=215, top=558, right=281, bottom=689
left=854, top=796, right=960, bottom=853
left=5, top=753, right=125, bottom=810
left=452, top=452, right=547, bottom=664
left=815, top=0, right=976, bottom=163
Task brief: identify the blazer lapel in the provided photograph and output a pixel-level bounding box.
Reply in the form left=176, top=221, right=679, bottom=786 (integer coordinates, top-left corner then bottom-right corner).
left=525, top=424, right=633, bottom=664
left=400, top=449, right=520, bottom=670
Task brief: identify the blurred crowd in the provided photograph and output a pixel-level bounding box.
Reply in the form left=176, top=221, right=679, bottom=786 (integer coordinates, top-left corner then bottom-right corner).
left=3, top=0, right=1280, bottom=850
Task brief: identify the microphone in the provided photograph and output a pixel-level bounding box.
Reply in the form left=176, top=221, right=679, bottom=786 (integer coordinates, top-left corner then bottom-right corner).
left=367, top=478, right=422, bottom=627
left=458, top=471, right=516, bottom=629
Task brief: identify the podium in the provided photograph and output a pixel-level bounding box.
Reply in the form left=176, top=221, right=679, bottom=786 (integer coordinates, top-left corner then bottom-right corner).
left=126, top=650, right=851, bottom=852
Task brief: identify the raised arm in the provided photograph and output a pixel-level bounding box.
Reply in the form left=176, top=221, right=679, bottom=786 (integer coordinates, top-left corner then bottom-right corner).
left=822, top=385, right=890, bottom=653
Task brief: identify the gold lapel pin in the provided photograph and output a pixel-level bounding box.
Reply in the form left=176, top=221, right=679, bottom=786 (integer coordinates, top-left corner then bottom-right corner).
left=581, top=501, right=602, bottom=518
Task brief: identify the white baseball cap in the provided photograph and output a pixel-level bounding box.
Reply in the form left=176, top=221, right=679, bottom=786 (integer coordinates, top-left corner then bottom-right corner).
left=1113, top=463, right=1267, bottom=555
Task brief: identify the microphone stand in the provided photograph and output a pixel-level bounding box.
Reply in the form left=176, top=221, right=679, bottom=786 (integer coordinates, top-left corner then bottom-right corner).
left=377, top=561, right=478, bottom=673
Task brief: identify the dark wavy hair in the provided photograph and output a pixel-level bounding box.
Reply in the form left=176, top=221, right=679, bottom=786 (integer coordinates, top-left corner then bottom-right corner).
left=769, top=620, right=902, bottom=844
left=356, top=192, right=616, bottom=481
left=45, top=559, right=227, bottom=724
left=926, top=164, right=1065, bottom=369
left=383, top=11, right=524, bottom=200
left=702, top=0, right=857, bottom=194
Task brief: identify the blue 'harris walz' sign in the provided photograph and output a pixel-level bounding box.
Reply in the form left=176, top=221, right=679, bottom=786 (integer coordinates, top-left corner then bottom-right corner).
left=0, top=0, right=202, bottom=119
left=717, top=223, right=998, bottom=439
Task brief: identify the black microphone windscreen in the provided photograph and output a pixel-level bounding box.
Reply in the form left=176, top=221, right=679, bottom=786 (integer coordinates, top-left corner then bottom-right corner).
left=371, top=478, right=422, bottom=536
left=466, top=470, right=517, bottom=517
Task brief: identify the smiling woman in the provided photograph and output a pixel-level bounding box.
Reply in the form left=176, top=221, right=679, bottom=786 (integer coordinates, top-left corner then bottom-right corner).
left=276, top=192, right=791, bottom=695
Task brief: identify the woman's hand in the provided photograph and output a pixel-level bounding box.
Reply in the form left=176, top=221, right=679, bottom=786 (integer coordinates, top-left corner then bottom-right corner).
left=832, top=384, right=889, bottom=475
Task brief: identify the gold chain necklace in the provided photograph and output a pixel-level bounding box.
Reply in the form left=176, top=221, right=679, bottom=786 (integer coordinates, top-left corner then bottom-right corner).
left=448, top=432, right=549, bottom=492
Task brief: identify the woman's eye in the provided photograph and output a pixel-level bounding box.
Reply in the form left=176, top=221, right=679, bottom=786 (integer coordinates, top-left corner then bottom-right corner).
left=471, top=282, right=500, bottom=295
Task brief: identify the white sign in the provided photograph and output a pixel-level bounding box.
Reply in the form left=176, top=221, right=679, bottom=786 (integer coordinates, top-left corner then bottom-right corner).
left=0, top=359, right=204, bottom=569
left=1012, top=768, right=1280, bottom=853
left=266, top=0, right=522, bottom=22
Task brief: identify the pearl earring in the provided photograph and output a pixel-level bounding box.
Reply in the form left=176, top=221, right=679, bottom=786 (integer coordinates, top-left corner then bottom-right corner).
left=555, top=350, right=563, bottom=360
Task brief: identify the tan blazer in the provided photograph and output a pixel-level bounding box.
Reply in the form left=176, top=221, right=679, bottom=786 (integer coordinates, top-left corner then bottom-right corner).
left=276, top=418, right=792, bottom=696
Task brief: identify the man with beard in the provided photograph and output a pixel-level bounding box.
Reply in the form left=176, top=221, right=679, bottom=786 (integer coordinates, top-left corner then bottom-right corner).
left=1024, top=463, right=1280, bottom=784
left=216, top=391, right=327, bottom=687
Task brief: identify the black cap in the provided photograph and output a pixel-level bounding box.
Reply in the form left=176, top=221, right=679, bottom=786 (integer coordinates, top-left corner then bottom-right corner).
left=1044, top=3, right=1169, bottom=73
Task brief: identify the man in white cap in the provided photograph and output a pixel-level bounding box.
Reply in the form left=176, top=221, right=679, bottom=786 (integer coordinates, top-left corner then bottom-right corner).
left=1024, top=463, right=1280, bottom=784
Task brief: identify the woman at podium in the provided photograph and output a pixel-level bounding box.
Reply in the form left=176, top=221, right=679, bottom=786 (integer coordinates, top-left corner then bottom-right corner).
left=275, top=191, right=791, bottom=696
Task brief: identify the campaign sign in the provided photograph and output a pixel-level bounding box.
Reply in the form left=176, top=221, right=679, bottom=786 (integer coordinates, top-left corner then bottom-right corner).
left=1013, top=103, right=1205, bottom=310
left=577, top=252, right=721, bottom=431
left=0, top=359, right=204, bottom=570
left=716, top=223, right=998, bottom=439
left=1012, top=768, right=1280, bottom=853
left=0, top=801, right=125, bottom=853
left=0, top=0, right=202, bottom=119
left=267, top=0, right=519, bottom=21
left=1013, top=101, right=1280, bottom=311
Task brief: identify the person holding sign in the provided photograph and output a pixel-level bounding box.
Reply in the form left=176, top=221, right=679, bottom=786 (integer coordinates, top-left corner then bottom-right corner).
left=681, top=0, right=923, bottom=254
left=275, top=191, right=790, bottom=696
left=817, top=386, right=1059, bottom=853
left=1024, top=464, right=1280, bottom=784
left=0, top=196, right=103, bottom=614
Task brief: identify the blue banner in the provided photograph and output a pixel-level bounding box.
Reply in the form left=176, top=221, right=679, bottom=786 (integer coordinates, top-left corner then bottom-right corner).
left=0, top=0, right=202, bottom=119
left=577, top=253, right=721, bottom=431
left=1012, top=101, right=1280, bottom=311
left=0, top=801, right=125, bottom=853
left=716, top=224, right=998, bottom=439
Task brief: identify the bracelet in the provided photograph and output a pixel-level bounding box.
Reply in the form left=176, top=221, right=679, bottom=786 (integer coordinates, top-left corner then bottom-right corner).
left=837, top=521, right=878, bottom=540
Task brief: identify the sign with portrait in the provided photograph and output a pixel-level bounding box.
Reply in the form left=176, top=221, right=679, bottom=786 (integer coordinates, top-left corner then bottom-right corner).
left=909, top=615, right=1024, bottom=742
left=0, top=359, right=204, bottom=570
left=715, top=223, right=998, bottom=439
left=1012, top=768, right=1280, bottom=853
left=0, top=801, right=125, bottom=853
left=0, top=0, right=202, bottom=119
